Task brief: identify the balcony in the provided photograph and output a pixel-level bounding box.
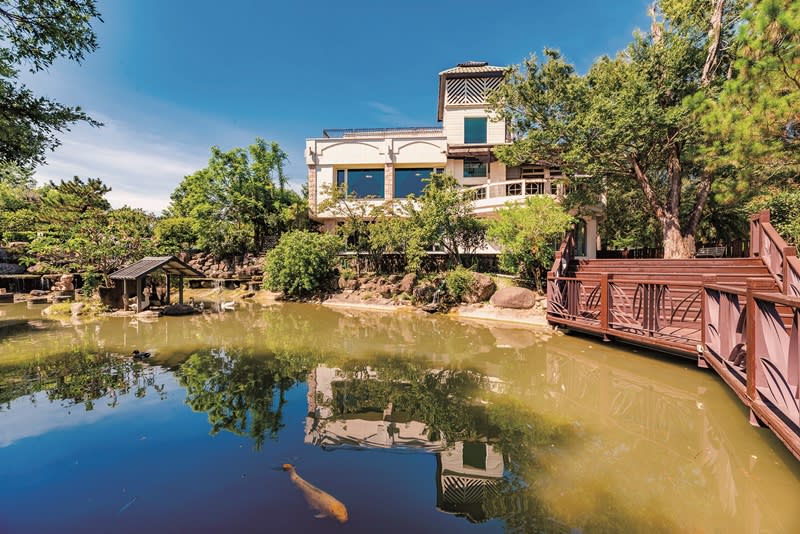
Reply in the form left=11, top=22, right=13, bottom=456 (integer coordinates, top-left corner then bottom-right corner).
left=464, top=179, right=566, bottom=215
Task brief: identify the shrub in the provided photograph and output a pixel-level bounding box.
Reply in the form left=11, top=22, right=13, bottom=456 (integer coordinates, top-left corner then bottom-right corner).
left=263, top=230, right=342, bottom=297
left=747, top=189, right=800, bottom=245
left=444, top=266, right=475, bottom=302
left=81, top=272, right=103, bottom=297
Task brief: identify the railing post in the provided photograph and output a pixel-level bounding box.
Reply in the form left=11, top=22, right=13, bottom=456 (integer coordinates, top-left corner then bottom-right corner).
left=746, top=278, right=758, bottom=401
left=600, top=273, right=609, bottom=338
left=783, top=246, right=797, bottom=295
left=745, top=278, right=776, bottom=402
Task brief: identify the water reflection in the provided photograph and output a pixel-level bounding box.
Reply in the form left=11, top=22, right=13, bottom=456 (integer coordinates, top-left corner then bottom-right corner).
left=0, top=350, right=164, bottom=411
left=176, top=348, right=318, bottom=450
left=0, top=302, right=798, bottom=532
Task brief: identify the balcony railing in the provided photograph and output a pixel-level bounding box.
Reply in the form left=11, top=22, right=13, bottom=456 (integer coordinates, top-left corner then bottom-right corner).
left=321, top=127, right=444, bottom=139
left=464, top=179, right=566, bottom=202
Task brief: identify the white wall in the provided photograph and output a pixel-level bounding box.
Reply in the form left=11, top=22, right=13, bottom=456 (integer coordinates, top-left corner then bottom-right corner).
left=442, top=106, right=505, bottom=145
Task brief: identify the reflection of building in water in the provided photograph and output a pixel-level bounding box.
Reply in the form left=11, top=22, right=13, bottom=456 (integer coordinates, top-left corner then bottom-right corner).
left=437, top=441, right=503, bottom=523
left=305, top=365, right=504, bottom=523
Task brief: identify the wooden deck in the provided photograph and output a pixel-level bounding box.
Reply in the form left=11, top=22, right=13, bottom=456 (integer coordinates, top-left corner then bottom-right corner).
left=546, top=211, right=800, bottom=461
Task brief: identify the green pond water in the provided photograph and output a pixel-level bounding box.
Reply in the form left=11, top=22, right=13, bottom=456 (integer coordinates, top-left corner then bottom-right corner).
left=0, top=301, right=798, bottom=533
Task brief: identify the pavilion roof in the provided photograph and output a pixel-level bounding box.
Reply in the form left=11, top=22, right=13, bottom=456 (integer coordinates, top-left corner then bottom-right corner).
left=108, top=256, right=204, bottom=281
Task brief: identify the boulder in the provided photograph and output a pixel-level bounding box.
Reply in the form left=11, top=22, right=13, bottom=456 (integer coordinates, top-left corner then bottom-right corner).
left=399, top=273, right=417, bottom=293
left=464, top=273, right=496, bottom=303
left=162, top=304, right=196, bottom=316
left=70, top=302, right=85, bottom=316
left=490, top=286, right=537, bottom=309
left=0, top=263, right=25, bottom=275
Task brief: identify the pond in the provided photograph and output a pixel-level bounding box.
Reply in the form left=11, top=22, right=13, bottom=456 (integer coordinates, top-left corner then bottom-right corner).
left=1, top=301, right=799, bottom=533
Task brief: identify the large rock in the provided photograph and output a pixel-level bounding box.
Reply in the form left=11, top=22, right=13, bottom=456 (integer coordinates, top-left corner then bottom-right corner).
left=399, top=273, right=417, bottom=293
left=464, top=273, right=496, bottom=303
left=0, top=263, right=25, bottom=275
left=70, top=302, right=85, bottom=316
left=490, top=286, right=537, bottom=309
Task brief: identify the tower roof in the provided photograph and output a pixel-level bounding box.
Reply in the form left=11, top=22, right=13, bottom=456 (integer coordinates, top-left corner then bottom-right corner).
left=438, top=61, right=506, bottom=75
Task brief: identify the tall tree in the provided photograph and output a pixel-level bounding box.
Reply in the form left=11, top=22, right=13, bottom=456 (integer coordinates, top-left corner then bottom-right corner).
left=490, top=1, right=755, bottom=258
left=0, top=0, right=102, bottom=166
left=162, top=138, right=304, bottom=256
left=700, top=0, right=799, bottom=179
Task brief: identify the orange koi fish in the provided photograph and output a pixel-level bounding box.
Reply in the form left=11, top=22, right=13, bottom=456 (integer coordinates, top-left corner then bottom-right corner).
left=282, top=463, right=348, bottom=523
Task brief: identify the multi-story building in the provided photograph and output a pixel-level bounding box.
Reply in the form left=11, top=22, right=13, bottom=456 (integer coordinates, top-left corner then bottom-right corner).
left=306, top=61, right=599, bottom=258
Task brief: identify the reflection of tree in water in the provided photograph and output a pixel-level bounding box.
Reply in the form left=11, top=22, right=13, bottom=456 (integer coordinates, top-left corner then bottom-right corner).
left=0, top=350, right=163, bottom=411
left=176, top=348, right=321, bottom=450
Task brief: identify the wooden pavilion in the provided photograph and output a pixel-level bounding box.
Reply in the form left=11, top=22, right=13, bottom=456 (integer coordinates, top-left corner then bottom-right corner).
left=109, top=256, right=204, bottom=312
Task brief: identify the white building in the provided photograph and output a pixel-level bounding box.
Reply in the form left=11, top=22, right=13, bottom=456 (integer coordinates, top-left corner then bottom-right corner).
left=306, top=61, right=599, bottom=258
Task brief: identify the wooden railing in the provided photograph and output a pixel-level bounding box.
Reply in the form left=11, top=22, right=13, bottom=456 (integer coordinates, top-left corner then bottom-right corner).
left=547, top=273, right=703, bottom=356
left=702, top=276, right=800, bottom=458
left=748, top=290, right=800, bottom=456
left=750, top=210, right=799, bottom=295
left=551, top=230, right=575, bottom=277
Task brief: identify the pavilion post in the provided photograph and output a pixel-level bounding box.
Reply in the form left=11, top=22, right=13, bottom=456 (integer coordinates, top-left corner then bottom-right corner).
left=136, top=277, right=143, bottom=313
left=179, top=275, right=184, bottom=305
left=123, top=279, right=128, bottom=310
left=166, top=274, right=171, bottom=305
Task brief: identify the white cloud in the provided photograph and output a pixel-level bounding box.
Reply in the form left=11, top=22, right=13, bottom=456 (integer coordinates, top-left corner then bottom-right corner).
left=34, top=117, right=208, bottom=214
left=33, top=114, right=309, bottom=215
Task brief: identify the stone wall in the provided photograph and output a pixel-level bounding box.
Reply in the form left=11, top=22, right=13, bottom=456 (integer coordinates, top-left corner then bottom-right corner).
left=184, top=252, right=265, bottom=279
left=0, top=248, right=25, bottom=275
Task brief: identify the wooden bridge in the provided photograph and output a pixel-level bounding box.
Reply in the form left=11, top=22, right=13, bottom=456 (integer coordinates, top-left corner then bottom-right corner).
left=547, top=211, right=800, bottom=460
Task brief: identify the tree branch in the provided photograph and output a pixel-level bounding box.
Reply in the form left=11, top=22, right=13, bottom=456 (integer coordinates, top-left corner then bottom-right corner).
left=630, top=155, right=665, bottom=220
left=701, top=0, right=726, bottom=87
left=687, top=173, right=713, bottom=236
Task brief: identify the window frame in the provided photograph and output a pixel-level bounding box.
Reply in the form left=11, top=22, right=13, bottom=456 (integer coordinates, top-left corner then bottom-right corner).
left=335, top=168, right=385, bottom=199
left=463, top=157, right=487, bottom=178
left=463, top=117, right=488, bottom=144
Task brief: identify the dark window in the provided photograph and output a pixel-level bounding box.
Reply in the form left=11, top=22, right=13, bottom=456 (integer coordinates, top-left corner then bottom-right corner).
left=462, top=442, right=487, bottom=470
left=395, top=168, right=434, bottom=198
left=341, top=169, right=384, bottom=198
left=464, top=117, right=487, bottom=144
left=336, top=170, right=346, bottom=189
left=463, top=158, right=487, bottom=178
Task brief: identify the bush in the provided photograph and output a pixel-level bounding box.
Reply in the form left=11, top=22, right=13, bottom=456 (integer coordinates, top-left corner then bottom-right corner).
left=264, top=230, right=342, bottom=297
left=444, top=266, right=475, bottom=302
left=81, top=272, right=103, bottom=297
left=747, top=189, right=800, bottom=245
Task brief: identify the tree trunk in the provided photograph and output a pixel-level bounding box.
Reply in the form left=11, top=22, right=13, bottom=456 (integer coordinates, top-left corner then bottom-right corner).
left=662, top=216, right=696, bottom=259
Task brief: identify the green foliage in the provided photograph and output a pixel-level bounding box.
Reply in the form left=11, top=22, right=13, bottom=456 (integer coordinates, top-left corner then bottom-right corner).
left=487, top=196, right=574, bottom=289
left=154, top=216, right=197, bottom=254
left=400, top=173, right=485, bottom=271
left=700, top=0, right=799, bottom=179
left=264, top=230, right=342, bottom=297
left=0, top=1, right=103, bottom=166
left=444, top=265, right=475, bottom=301
left=166, top=138, right=305, bottom=256
left=489, top=1, right=794, bottom=258
left=319, top=184, right=390, bottom=273
left=80, top=272, right=103, bottom=297
left=747, top=188, right=800, bottom=244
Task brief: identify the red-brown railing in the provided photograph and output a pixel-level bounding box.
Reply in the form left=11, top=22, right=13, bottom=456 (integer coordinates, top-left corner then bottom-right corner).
left=547, top=273, right=703, bottom=355
left=551, top=230, right=575, bottom=277
left=750, top=210, right=799, bottom=295
left=748, top=289, right=800, bottom=453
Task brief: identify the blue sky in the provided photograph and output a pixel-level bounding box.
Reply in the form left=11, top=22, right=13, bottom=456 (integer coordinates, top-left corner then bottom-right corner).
left=27, top=0, right=651, bottom=212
